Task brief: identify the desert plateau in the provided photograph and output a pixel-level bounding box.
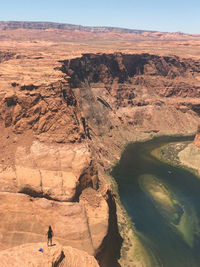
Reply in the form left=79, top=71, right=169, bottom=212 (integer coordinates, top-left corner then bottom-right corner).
left=0, top=21, right=200, bottom=267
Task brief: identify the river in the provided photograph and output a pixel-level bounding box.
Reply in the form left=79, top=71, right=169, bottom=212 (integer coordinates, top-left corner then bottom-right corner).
left=111, top=136, right=200, bottom=267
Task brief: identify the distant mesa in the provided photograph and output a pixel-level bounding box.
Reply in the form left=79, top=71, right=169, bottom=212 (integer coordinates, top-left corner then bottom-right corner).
left=0, top=21, right=199, bottom=42
left=0, top=21, right=156, bottom=33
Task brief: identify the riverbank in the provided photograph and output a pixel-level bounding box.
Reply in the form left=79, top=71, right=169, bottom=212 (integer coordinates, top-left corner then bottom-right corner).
left=179, top=144, right=200, bottom=175
left=111, top=135, right=200, bottom=266
left=103, top=170, right=154, bottom=267
left=152, top=139, right=200, bottom=176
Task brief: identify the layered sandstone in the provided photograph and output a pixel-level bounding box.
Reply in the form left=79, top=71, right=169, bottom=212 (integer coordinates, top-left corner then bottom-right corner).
left=0, top=242, right=99, bottom=267
left=0, top=21, right=200, bottom=42
left=0, top=48, right=119, bottom=266
left=60, top=53, right=200, bottom=158
left=0, top=140, right=97, bottom=201
left=59, top=53, right=200, bottom=265
left=0, top=191, right=108, bottom=255
left=0, top=42, right=200, bottom=267
left=0, top=52, right=97, bottom=201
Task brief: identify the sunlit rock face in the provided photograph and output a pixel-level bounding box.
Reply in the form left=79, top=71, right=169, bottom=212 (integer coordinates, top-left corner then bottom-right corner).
left=60, top=53, right=200, bottom=139
left=0, top=191, right=108, bottom=256
left=0, top=242, right=100, bottom=267
left=0, top=45, right=200, bottom=267
left=0, top=141, right=98, bottom=201
left=194, top=124, right=200, bottom=148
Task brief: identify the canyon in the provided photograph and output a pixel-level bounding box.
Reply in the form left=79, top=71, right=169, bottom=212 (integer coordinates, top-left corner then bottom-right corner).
left=0, top=22, right=200, bottom=266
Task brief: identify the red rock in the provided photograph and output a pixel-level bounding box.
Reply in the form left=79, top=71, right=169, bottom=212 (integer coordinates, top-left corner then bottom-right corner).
left=0, top=141, right=98, bottom=201
left=0, top=191, right=108, bottom=256
left=0, top=242, right=99, bottom=267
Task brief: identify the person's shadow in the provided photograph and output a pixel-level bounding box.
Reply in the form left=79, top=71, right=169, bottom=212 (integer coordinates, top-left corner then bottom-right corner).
left=48, top=243, right=56, bottom=247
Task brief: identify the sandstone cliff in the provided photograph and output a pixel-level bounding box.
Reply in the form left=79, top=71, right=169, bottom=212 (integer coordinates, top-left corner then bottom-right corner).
left=59, top=53, right=200, bottom=168
left=0, top=191, right=109, bottom=254
left=0, top=49, right=122, bottom=266
left=0, top=49, right=200, bottom=266
left=60, top=53, right=200, bottom=136
left=0, top=58, right=97, bottom=200
left=0, top=242, right=99, bottom=267
left=59, top=53, right=200, bottom=265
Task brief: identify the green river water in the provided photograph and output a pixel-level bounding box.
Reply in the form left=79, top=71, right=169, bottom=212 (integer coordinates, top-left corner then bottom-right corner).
left=111, top=136, right=200, bottom=267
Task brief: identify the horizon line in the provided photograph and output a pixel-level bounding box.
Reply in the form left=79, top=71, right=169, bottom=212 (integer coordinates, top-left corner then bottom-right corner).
left=0, top=20, right=198, bottom=35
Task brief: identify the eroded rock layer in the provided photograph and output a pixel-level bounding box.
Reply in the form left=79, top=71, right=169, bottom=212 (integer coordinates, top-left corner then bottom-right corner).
left=0, top=242, right=99, bottom=267
left=0, top=140, right=97, bottom=201
left=60, top=53, right=200, bottom=163
left=0, top=50, right=200, bottom=266
left=0, top=191, right=108, bottom=255
left=60, top=53, right=200, bottom=139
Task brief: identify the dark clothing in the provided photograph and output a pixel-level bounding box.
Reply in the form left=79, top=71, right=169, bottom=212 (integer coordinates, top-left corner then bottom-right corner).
left=48, top=229, right=53, bottom=238
left=47, top=226, right=53, bottom=246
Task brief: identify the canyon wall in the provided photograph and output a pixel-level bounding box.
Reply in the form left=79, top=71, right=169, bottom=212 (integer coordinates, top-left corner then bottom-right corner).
left=60, top=53, right=200, bottom=266
left=0, top=50, right=200, bottom=266
left=60, top=53, right=200, bottom=168
left=61, top=53, right=200, bottom=137
left=0, top=242, right=100, bottom=267
left=0, top=50, right=122, bottom=266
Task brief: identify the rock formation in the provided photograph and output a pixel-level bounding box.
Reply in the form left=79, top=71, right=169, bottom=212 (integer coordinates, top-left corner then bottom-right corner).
left=0, top=21, right=200, bottom=41
left=0, top=58, right=98, bottom=200
left=194, top=124, right=200, bottom=148
left=0, top=44, right=200, bottom=267
left=0, top=242, right=99, bottom=267
left=0, top=191, right=108, bottom=255
left=0, top=141, right=97, bottom=201
left=60, top=53, right=200, bottom=145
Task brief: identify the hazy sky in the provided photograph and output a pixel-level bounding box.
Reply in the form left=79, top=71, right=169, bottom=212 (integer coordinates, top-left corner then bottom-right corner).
left=1, top=0, right=199, bottom=34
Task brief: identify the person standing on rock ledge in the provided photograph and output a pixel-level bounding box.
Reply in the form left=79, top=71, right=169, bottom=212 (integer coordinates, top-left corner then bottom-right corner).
left=47, top=225, right=53, bottom=246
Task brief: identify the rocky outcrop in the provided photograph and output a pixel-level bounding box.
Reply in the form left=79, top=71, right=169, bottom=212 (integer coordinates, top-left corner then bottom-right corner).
left=193, top=124, right=200, bottom=148
left=0, top=141, right=97, bottom=201
left=0, top=80, right=86, bottom=143
left=0, top=50, right=119, bottom=266
left=60, top=53, right=200, bottom=143
left=61, top=53, right=200, bottom=93
left=0, top=51, right=15, bottom=62
left=0, top=191, right=108, bottom=256
left=0, top=242, right=99, bottom=267
left=0, top=63, right=96, bottom=201
left=1, top=48, right=200, bottom=267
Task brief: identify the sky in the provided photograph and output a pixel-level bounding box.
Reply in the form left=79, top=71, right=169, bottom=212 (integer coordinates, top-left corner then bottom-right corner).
left=0, top=0, right=199, bottom=34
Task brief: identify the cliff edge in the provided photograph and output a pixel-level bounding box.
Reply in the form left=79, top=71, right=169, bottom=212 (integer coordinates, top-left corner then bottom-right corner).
left=0, top=49, right=200, bottom=266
